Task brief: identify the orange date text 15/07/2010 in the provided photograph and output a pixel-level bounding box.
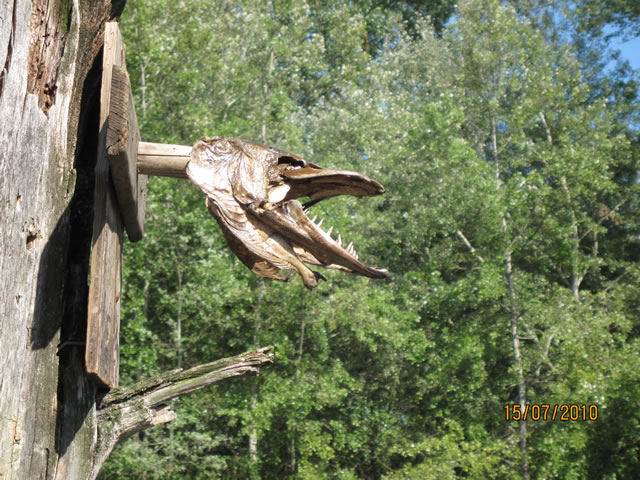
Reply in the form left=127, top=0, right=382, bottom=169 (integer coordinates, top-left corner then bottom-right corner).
left=504, top=404, right=598, bottom=422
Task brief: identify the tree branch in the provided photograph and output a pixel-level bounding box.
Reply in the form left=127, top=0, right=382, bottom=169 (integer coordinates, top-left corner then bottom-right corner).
left=455, top=230, right=484, bottom=263
left=90, top=347, right=274, bottom=479
left=579, top=197, right=628, bottom=242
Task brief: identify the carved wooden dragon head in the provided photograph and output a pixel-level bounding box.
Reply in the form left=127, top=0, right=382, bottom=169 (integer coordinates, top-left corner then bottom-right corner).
left=186, top=136, right=388, bottom=289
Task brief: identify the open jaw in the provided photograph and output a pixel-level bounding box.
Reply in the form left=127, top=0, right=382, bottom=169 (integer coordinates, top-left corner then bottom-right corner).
left=186, top=136, right=389, bottom=289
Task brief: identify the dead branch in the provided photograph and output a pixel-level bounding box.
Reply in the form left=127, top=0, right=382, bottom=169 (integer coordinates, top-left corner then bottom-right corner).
left=90, top=347, right=274, bottom=479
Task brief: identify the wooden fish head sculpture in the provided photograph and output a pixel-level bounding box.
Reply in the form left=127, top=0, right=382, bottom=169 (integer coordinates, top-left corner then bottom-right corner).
left=186, top=136, right=388, bottom=289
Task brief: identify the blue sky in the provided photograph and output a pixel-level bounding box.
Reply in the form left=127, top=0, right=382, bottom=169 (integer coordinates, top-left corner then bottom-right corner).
left=611, top=36, right=640, bottom=70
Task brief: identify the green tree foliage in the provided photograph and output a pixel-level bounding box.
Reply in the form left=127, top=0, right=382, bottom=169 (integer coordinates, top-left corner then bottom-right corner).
left=574, top=0, right=640, bottom=38
left=101, top=0, right=640, bottom=478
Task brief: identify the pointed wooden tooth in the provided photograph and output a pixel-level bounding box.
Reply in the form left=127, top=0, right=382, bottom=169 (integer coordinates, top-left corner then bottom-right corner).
left=327, top=226, right=333, bottom=237
left=311, top=215, right=318, bottom=224
left=317, top=218, right=323, bottom=227
left=337, top=234, right=342, bottom=246
left=347, top=242, right=354, bottom=253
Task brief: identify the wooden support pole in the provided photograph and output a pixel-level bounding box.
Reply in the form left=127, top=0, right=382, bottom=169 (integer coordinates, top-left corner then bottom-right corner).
left=137, top=142, right=192, bottom=179
left=87, top=22, right=126, bottom=388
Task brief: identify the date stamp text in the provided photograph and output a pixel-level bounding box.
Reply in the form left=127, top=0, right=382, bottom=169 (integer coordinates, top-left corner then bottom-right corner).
left=504, top=404, right=598, bottom=422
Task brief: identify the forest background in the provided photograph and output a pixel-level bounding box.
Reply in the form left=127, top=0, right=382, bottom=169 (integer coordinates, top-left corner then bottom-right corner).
left=100, top=0, right=640, bottom=478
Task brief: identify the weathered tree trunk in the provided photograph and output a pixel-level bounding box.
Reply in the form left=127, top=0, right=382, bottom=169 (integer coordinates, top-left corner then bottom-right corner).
left=0, top=2, right=274, bottom=478
left=1, top=1, right=124, bottom=477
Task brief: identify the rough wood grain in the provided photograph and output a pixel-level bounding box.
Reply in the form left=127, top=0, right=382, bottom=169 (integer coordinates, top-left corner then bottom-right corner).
left=27, top=0, right=69, bottom=113
left=107, top=64, right=147, bottom=241
left=86, top=21, right=125, bottom=389
left=0, top=1, right=126, bottom=478
left=138, top=141, right=192, bottom=178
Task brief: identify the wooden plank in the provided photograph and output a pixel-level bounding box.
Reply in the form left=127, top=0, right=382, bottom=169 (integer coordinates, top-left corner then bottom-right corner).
left=138, top=141, right=192, bottom=179
left=86, top=189, right=123, bottom=388
left=86, top=21, right=126, bottom=388
left=107, top=64, right=147, bottom=241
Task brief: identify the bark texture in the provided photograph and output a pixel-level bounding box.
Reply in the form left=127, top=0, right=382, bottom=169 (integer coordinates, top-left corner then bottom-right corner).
left=0, top=0, right=124, bottom=476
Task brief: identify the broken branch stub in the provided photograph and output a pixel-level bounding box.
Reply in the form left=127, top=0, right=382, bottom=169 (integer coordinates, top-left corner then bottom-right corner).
left=92, top=347, right=274, bottom=476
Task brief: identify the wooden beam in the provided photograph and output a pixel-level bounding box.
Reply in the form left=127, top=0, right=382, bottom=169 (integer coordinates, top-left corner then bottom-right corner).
left=86, top=22, right=126, bottom=389
left=107, top=64, right=147, bottom=241
left=137, top=141, right=192, bottom=179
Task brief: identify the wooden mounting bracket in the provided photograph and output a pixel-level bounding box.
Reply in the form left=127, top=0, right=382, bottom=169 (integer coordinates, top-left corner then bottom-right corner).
left=137, top=142, right=191, bottom=179
left=86, top=23, right=198, bottom=389
left=87, top=22, right=147, bottom=388
left=107, top=64, right=147, bottom=241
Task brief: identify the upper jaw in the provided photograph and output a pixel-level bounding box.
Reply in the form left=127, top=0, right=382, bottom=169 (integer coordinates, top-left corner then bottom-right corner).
left=248, top=152, right=388, bottom=284
left=277, top=163, right=385, bottom=205
left=257, top=146, right=390, bottom=271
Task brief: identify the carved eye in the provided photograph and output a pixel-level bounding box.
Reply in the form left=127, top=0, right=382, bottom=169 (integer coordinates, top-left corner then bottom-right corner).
left=210, top=138, right=233, bottom=156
